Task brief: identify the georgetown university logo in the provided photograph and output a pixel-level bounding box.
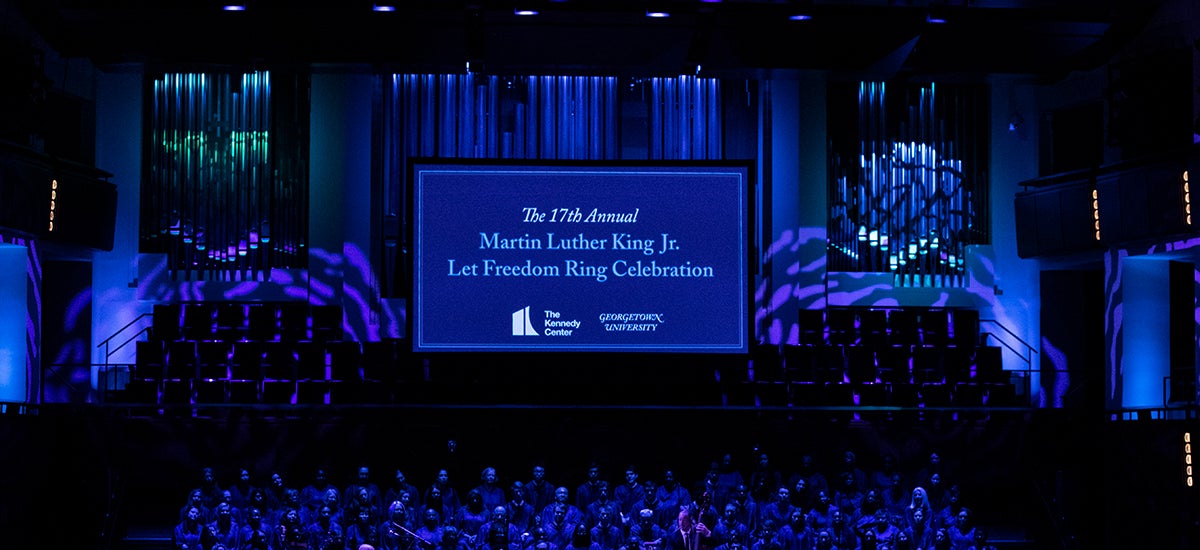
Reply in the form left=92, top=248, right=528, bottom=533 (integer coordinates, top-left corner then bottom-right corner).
left=512, top=306, right=539, bottom=336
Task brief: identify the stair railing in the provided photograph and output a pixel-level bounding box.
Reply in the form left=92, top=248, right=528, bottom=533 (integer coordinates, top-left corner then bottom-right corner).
left=96, top=313, right=153, bottom=366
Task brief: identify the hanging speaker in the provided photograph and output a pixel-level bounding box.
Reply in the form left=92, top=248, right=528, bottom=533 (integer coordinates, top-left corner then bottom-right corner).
left=0, top=142, right=116, bottom=251
left=44, top=170, right=117, bottom=251
left=1014, top=179, right=1103, bottom=258
left=1096, top=159, right=1190, bottom=245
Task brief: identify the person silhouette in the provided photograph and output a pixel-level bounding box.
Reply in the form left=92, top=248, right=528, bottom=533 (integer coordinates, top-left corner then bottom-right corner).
left=475, top=467, right=507, bottom=511
left=525, top=464, right=556, bottom=517
left=666, top=507, right=711, bottom=550
left=173, top=505, right=204, bottom=550
left=307, top=504, right=344, bottom=550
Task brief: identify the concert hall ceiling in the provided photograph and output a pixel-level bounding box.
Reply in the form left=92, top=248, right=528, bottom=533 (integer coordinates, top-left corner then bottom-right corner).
left=12, top=0, right=1167, bottom=80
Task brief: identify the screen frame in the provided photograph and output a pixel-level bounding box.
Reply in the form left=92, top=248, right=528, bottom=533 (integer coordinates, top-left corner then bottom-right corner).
left=406, top=158, right=756, bottom=355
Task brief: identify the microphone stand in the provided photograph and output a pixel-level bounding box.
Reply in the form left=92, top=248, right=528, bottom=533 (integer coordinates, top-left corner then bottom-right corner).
left=391, top=521, right=435, bottom=549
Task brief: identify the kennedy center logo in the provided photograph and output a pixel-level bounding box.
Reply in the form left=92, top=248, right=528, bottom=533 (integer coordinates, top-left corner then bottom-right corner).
left=512, top=306, right=539, bottom=336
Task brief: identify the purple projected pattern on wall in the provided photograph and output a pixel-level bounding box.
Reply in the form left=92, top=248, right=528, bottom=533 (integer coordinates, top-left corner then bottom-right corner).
left=756, top=227, right=826, bottom=345
left=137, top=243, right=403, bottom=343
left=42, top=284, right=91, bottom=403
left=1040, top=337, right=1069, bottom=409
left=755, top=223, right=1014, bottom=371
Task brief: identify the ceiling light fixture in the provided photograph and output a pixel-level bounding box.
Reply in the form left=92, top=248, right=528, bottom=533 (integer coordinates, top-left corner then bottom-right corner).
left=373, top=4, right=396, bottom=12
left=514, top=8, right=539, bottom=16
left=789, top=14, right=812, bottom=21
left=646, top=10, right=670, bottom=18
left=223, top=4, right=246, bottom=11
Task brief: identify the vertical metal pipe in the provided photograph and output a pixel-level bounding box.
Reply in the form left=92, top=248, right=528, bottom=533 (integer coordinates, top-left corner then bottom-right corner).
left=541, top=77, right=554, bottom=159
left=414, top=75, right=428, bottom=157
left=690, top=76, right=698, bottom=159
left=258, top=71, right=268, bottom=276
left=475, top=76, right=487, bottom=158
left=151, top=77, right=159, bottom=257
left=239, top=72, right=247, bottom=277
left=526, top=76, right=538, bottom=159
left=439, top=75, right=453, bottom=156
left=859, top=82, right=867, bottom=271
left=251, top=71, right=262, bottom=275
left=650, top=78, right=661, bottom=159
left=574, top=76, right=584, bottom=159
left=574, top=77, right=584, bottom=159
left=512, top=88, right=524, bottom=159
left=708, top=78, right=721, bottom=160
left=555, top=76, right=566, bottom=159
left=174, top=72, right=180, bottom=265
left=686, top=75, right=693, bottom=160
left=461, top=73, right=473, bottom=158
left=871, top=82, right=881, bottom=271
left=588, top=77, right=600, bottom=159
left=610, top=76, right=620, bottom=159
left=188, top=72, right=198, bottom=275
left=488, top=75, right=498, bottom=158
left=667, top=78, right=677, bottom=159
left=661, top=78, right=670, bottom=159
left=692, top=76, right=703, bottom=160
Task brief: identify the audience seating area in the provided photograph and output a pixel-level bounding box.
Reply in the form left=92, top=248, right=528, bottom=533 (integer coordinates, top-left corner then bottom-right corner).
left=113, top=302, right=1021, bottom=409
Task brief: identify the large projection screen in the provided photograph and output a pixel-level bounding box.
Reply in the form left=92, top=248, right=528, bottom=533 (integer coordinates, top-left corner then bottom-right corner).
left=410, top=161, right=753, bottom=354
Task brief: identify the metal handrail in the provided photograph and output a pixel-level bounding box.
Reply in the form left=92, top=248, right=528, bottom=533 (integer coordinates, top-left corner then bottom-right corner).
left=978, top=319, right=1038, bottom=404
left=980, top=331, right=1030, bottom=366
left=979, top=318, right=1037, bottom=366
left=96, top=312, right=153, bottom=365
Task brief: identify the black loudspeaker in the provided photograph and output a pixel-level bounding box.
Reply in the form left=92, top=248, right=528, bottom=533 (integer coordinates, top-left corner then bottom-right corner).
left=1096, top=161, right=1190, bottom=246
left=1142, top=164, right=1190, bottom=237
left=1032, top=189, right=1064, bottom=253
left=1058, top=184, right=1101, bottom=251
left=1015, top=180, right=1102, bottom=258
left=0, top=153, right=44, bottom=235
left=0, top=142, right=116, bottom=251
left=1019, top=153, right=1194, bottom=258
left=46, top=171, right=117, bottom=251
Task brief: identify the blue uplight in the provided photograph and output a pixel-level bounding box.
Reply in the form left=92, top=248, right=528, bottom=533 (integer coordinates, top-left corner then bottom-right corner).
left=0, top=245, right=27, bottom=403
